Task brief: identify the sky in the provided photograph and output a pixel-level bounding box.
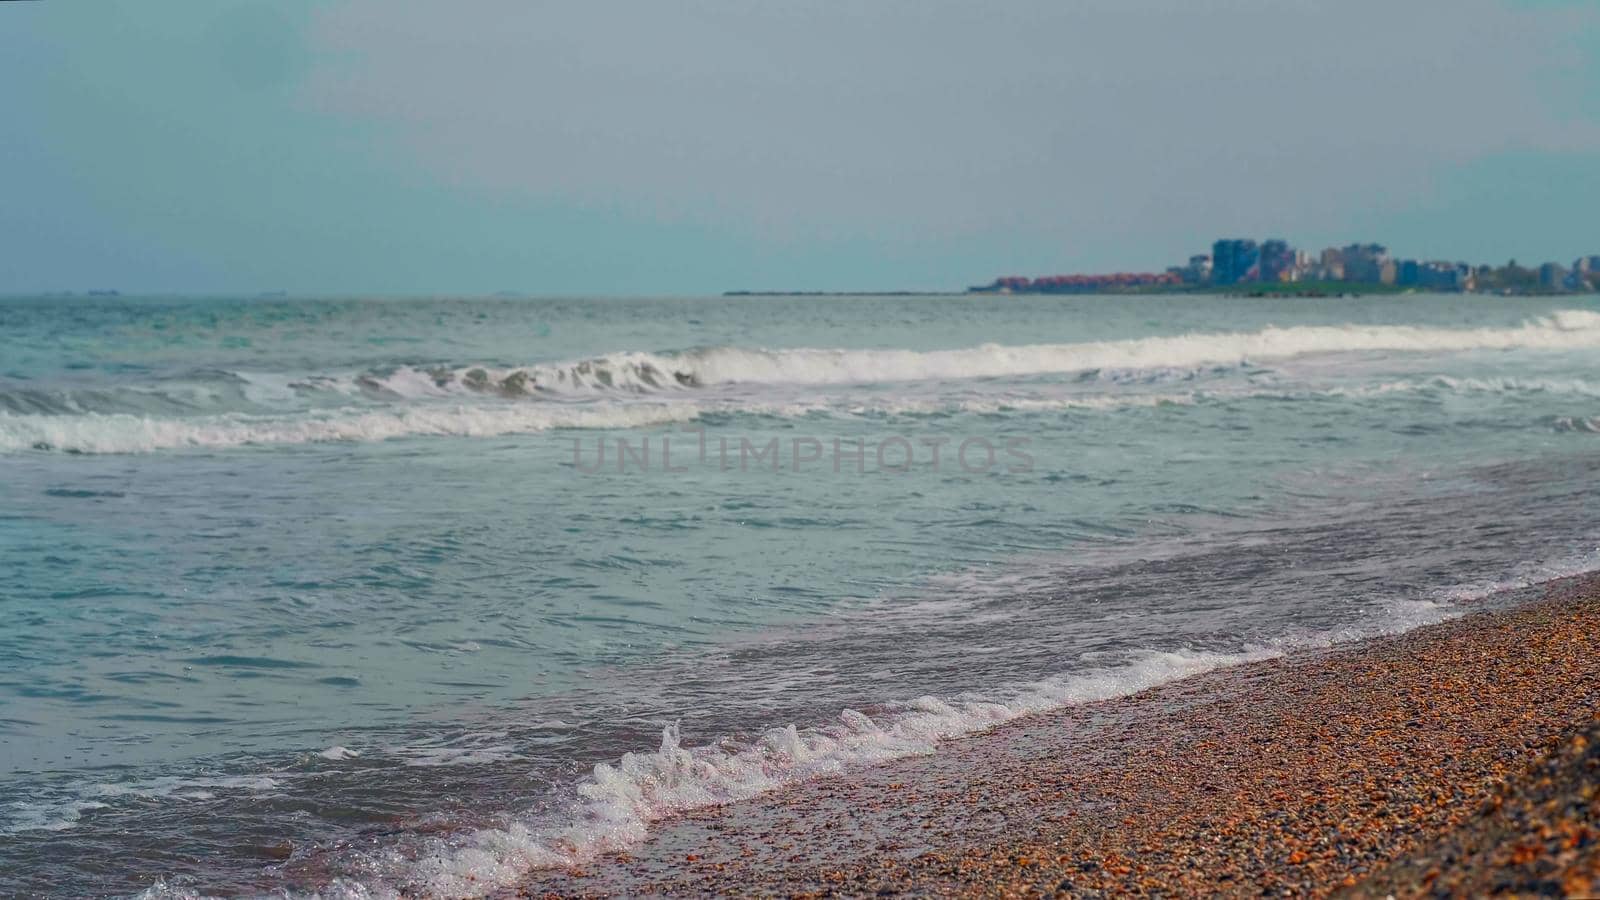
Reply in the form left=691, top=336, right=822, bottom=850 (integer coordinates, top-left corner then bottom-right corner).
left=3, top=0, right=1598, bottom=295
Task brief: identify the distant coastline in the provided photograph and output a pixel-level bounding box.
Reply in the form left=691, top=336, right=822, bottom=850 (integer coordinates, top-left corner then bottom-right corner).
left=722, top=282, right=1585, bottom=299
left=965, top=237, right=1600, bottom=298
left=726, top=288, right=960, bottom=296
left=724, top=238, right=1599, bottom=300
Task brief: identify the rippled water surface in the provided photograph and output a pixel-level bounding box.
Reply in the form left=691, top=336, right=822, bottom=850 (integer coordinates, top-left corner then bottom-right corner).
left=1, top=294, right=1597, bottom=897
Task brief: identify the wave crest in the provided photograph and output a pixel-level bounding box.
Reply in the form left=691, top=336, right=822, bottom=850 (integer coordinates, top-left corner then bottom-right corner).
left=300, top=309, right=1600, bottom=400
left=311, top=593, right=1464, bottom=898
left=0, top=404, right=701, bottom=454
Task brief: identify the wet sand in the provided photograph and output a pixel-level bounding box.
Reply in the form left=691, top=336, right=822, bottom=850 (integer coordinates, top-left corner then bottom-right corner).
left=516, top=576, right=1600, bottom=897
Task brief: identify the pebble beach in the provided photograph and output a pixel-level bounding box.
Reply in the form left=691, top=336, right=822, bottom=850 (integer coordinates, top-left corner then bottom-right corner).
left=516, top=574, right=1600, bottom=898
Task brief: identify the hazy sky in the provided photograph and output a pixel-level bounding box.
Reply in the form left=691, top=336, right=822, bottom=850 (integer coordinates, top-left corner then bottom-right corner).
left=4, top=0, right=1598, bottom=294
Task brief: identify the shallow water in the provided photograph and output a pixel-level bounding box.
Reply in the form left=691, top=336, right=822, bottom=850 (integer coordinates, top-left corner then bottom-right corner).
left=1, top=293, right=1597, bottom=897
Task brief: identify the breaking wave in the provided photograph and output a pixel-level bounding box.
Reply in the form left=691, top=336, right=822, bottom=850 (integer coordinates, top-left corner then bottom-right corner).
left=8, top=378, right=1600, bottom=455
left=1555, top=416, right=1600, bottom=433
left=198, top=597, right=1459, bottom=899
left=327, top=309, right=1600, bottom=398
left=0, top=404, right=702, bottom=454
left=10, top=311, right=1600, bottom=455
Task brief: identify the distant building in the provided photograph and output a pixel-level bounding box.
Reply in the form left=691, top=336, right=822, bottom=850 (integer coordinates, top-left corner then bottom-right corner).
left=1170, top=254, right=1213, bottom=285
left=973, top=239, right=1585, bottom=298
left=1413, top=261, right=1473, bottom=292
left=1567, top=257, right=1591, bottom=291
left=1212, top=239, right=1260, bottom=286
left=1316, top=248, right=1346, bottom=281
left=1260, top=239, right=1296, bottom=282
left=1341, top=244, right=1394, bottom=285
left=1540, top=262, right=1567, bottom=292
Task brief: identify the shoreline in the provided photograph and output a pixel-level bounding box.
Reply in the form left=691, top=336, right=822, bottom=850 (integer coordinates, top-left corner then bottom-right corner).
left=517, top=574, right=1600, bottom=897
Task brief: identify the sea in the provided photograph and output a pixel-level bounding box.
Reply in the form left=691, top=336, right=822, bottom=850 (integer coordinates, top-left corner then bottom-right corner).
left=1, top=293, right=1597, bottom=897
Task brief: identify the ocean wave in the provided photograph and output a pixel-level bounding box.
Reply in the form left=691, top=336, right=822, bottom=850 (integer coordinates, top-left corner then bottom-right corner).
left=131, top=554, right=1600, bottom=899
left=259, top=652, right=1273, bottom=899
left=0, top=391, right=1213, bottom=454
left=1554, top=415, right=1600, bottom=433
left=1433, top=547, right=1600, bottom=603
left=9, top=371, right=1600, bottom=455
left=259, top=596, right=1462, bottom=899
left=89, top=308, right=1600, bottom=411
left=0, top=403, right=702, bottom=454
left=0, top=797, right=108, bottom=836
left=2, top=775, right=282, bottom=837
left=7, top=311, right=1600, bottom=445
left=1432, top=375, right=1600, bottom=398
left=350, top=310, right=1600, bottom=398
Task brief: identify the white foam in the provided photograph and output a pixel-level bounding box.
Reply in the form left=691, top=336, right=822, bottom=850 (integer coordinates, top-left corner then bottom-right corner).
left=10, top=369, right=1598, bottom=455
left=328, top=650, right=1264, bottom=897
left=2, top=775, right=282, bottom=837
left=1432, top=546, right=1600, bottom=603
left=0, top=402, right=701, bottom=454
left=10, top=311, right=1600, bottom=455
left=129, top=562, right=1591, bottom=897
left=404, top=310, right=1600, bottom=397
left=91, top=775, right=283, bottom=801
left=218, top=310, right=1600, bottom=404
left=395, top=745, right=517, bottom=768
left=388, top=731, right=519, bottom=768
left=733, top=373, right=1600, bottom=421
left=134, top=881, right=221, bottom=900
left=1431, top=375, right=1600, bottom=398
left=324, top=592, right=1465, bottom=899
left=0, top=798, right=109, bottom=835
left=1555, top=415, right=1600, bottom=433
left=7, top=374, right=1591, bottom=456
left=318, top=746, right=361, bottom=761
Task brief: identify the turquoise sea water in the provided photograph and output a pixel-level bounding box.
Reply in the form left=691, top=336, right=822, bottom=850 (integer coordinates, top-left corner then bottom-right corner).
left=2, top=294, right=1598, bottom=897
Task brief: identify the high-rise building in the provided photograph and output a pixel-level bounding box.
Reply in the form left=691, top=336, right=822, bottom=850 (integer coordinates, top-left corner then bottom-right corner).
left=1540, top=262, right=1567, bottom=291
left=1212, top=239, right=1260, bottom=286
left=1413, top=261, right=1472, bottom=292
left=1260, top=239, right=1295, bottom=282
left=1178, top=254, right=1213, bottom=285
left=1576, top=256, right=1600, bottom=291
left=1342, top=244, right=1394, bottom=284
left=1318, top=248, right=1346, bottom=281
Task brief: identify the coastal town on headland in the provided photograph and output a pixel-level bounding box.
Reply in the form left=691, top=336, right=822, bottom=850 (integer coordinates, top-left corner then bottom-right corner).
left=968, top=238, right=1600, bottom=297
